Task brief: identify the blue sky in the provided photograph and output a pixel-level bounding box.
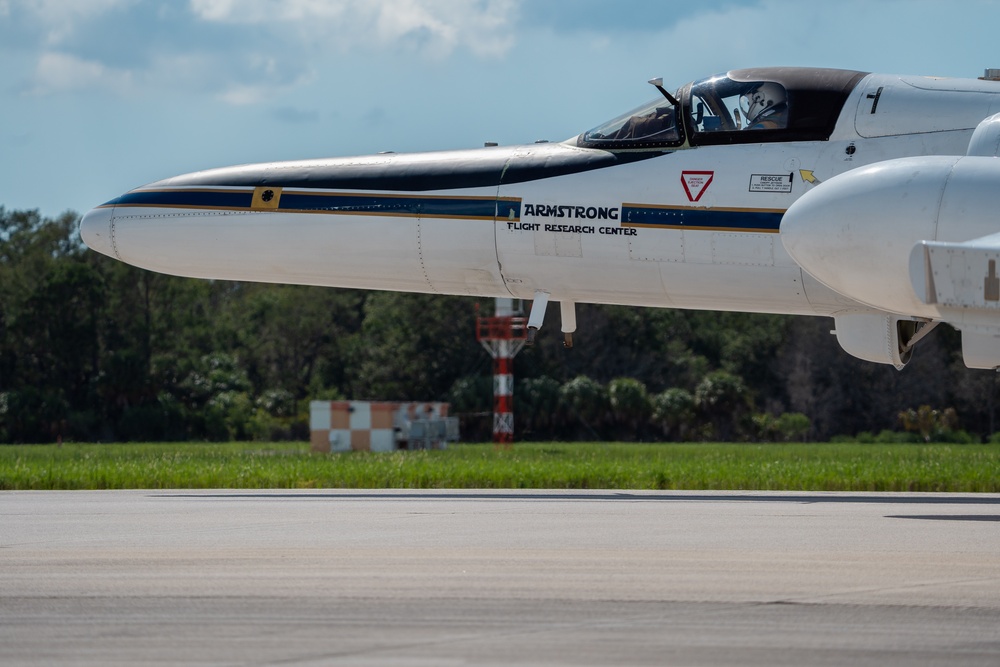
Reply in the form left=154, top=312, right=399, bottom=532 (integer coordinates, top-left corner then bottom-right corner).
left=3, top=0, right=1000, bottom=217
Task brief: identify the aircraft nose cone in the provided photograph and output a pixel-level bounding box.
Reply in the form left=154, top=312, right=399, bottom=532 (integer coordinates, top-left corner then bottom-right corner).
left=79, top=206, right=116, bottom=259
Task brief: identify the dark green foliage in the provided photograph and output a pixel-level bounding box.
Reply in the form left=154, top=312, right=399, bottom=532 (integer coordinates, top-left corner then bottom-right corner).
left=558, top=375, right=610, bottom=439
left=775, top=412, right=811, bottom=441
left=608, top=377, right=651, bottom=440
left=517, top=375, right=562, bottom=438
left=652, top=388, right=696, bottom=441
left=348, top=291, right=486, bottom=400
left=695, top=370, right=751, bottom=441
left=2, top=206, right=999, bottom=443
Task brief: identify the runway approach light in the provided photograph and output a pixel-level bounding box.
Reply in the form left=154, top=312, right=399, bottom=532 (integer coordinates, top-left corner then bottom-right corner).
left=476, top=298, right=528, bottom=448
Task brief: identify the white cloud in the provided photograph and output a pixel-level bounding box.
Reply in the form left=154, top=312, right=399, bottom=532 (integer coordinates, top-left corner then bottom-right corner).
left=7, top=0, right=519, bottom=105
left=11, top=0, right=136, bottom=44
left=189, top=0, right=519, bottom=58
left=190, top=0, right=350, bottom=22
left=217, top=84, right=269, bottom=106
left=27, top=51, right=133, bottom=95
left=652, top=0, right=998, bottom=80
left=120, top=50, right=315, bottom=105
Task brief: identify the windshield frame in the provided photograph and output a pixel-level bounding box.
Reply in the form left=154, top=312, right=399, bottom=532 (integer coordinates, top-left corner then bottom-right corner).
left=577, top=93, right=685, bottom=150
left=574, top=68, right=867, bottom=152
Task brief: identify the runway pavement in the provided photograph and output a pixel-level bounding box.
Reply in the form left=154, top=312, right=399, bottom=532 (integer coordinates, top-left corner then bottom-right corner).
left=2, top=489, right=1000, bottom=665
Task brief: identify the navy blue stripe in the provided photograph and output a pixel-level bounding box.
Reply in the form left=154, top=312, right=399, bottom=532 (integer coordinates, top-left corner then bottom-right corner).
left=496, top=199, right=520, bottom=220
left=111, top=190, right=521, bottom=220
left=279, top=193, right=513, bottom=218
left=116, top=190, right=253, bottom=208
left=622, top=206, right=782, bottom=231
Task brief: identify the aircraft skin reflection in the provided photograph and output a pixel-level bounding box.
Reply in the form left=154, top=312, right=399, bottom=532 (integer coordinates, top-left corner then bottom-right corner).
left=80, top=66, right=1000, bottom=370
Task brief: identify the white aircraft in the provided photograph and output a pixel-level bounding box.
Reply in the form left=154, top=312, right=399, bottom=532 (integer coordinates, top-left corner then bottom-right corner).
left=80, top=67, right=1000, bottom=370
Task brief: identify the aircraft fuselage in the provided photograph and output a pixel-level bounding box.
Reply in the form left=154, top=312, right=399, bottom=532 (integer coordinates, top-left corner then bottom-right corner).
left=80, top=67, right=1000, bottom=368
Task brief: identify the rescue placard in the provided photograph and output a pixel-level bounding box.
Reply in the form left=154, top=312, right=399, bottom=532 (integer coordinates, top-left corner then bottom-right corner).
left=749, top=173, right=793, bottom=193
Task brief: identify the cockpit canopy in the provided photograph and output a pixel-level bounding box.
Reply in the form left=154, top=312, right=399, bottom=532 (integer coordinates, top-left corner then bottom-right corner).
left=577, top=67, right=867, bottom=150
left=581, top=97, right=682, bottom=148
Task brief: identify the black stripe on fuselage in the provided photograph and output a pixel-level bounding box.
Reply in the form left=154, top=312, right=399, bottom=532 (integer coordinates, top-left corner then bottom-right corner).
left=149, top=143, right=666, bottom=192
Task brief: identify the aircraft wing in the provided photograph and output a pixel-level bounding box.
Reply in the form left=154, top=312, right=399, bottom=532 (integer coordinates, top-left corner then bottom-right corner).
left=910, top=232, right=1000, bottom=308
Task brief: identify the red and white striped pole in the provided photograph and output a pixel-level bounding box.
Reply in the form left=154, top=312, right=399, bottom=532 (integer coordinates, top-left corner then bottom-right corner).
left=493, top=339, right=515, bottom=446
left=476, top=299, right=527, bottom=448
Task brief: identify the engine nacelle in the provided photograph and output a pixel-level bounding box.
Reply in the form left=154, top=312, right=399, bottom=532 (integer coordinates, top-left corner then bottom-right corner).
left=782, top=113, right=1000, bottom=324
left=781, top=154, right=1000, bottom=319
left=833, top=313, right=916, bottom=369
left=782, top=113, right=1000, bottom=370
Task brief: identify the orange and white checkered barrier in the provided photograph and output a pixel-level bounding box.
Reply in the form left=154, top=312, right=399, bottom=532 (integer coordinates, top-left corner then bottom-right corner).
left=310, top=401, right=453, bottom=452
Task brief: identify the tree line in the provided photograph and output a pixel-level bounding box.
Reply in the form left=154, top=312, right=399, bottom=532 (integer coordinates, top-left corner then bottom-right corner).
left=1, top=207, right=996, bottom=443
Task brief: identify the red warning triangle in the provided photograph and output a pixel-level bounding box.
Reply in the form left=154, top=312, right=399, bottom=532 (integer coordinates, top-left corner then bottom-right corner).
left=680, top=171, right=714, bottom=202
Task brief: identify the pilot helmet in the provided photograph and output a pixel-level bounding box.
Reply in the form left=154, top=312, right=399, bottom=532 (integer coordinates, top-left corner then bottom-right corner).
left=740, top=82, right=786, bottom=124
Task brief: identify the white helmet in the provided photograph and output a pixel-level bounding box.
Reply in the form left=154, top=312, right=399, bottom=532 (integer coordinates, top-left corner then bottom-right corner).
left=741, top=82, right=786, bottom=124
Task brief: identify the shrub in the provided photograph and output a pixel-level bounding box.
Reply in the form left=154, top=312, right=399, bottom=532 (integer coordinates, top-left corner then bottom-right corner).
left=775, top=412, right=811, bottom=442
left=652, top=388, right=696, bottom=440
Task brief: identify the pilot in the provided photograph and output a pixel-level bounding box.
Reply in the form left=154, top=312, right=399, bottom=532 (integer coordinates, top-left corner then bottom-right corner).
left=741, top=82, right=788, bottom=130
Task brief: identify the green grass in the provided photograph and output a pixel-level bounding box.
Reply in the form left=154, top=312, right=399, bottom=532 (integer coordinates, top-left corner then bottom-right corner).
left=2, top=442, right=999, bottom=492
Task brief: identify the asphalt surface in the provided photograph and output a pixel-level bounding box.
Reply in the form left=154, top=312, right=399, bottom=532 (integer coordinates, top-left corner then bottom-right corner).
left=2, top=489, right=1000, bottom=666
